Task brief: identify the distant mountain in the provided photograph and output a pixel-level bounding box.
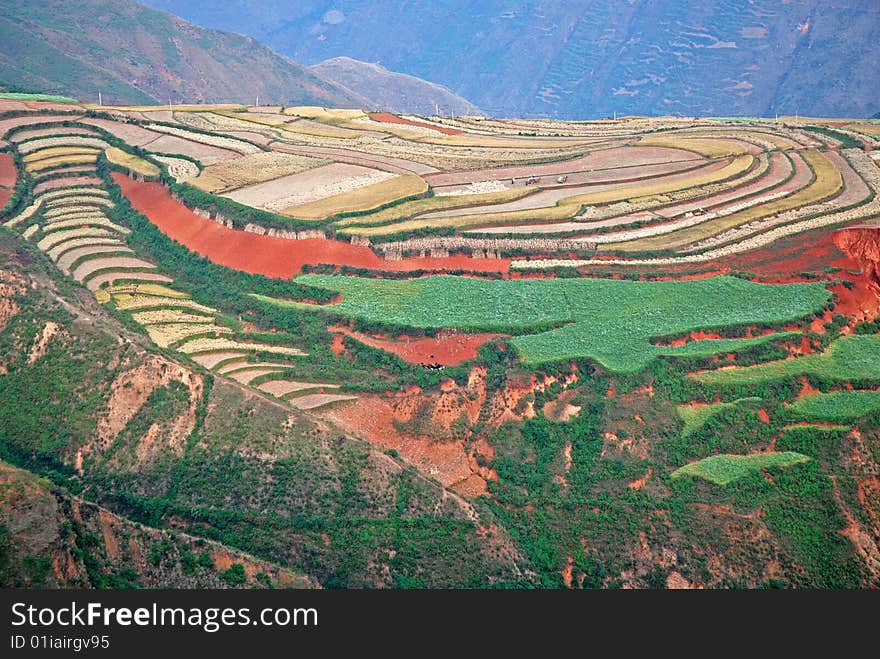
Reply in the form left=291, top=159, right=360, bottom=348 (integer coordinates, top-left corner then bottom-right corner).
left=141, top=0, right=880, bottom=119
left=0, top=0, right=363, bottom=107
left=312, top=57, right=480, bottom=116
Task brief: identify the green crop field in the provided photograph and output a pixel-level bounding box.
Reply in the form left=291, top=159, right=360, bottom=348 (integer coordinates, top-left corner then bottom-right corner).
left=676, top=397, right=762, bottom=437
left=264, top=274, right=829, bottom=372
left=671, top=452, right=810, bottom=485
left=0, top=92, right=78, bottom=103
left=693, top=335, right=880, bottom=386
left=789, top=390, right=880, bottom=422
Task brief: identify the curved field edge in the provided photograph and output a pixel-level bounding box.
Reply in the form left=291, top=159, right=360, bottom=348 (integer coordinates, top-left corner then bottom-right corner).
left=268, top=274, right=829, bottom=372
left=671, top=452, right=811, bottom=485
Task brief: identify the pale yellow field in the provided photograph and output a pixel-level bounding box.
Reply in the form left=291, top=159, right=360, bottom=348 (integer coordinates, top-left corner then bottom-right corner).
left=177, top=337, right=306, bottom=357
left=23, top=146, right=100, bottom=163
left=104, top=147, right=160, bottom=177
left=638, top=136, right=749, bottom=158
left=341, top=154, right=754, bottom=236
left=26, top=154, right=98, bottom=172
left=283, top=106, right=367, bottom=122
left=605, top=149, right=842, bottom=252
left=146, top=323, right=232, bottom=348
left=190, top=151, right=329, bottom=193
left=336, top=187, right=537, bottom=227
left=112, top=295, right=216, bottom=314
left=283, top=174, right=428, bottom=219
left=132, top=309, right=216, bottom=325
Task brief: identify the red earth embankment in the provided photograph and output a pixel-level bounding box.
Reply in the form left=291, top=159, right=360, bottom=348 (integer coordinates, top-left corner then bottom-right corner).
left=0, top=152, right=16, bottom=187
left=0, top=152, right=16, bottom=207
left=113, top=174, right=510, bottom=277
left=332, top=326, right=504, bottom=366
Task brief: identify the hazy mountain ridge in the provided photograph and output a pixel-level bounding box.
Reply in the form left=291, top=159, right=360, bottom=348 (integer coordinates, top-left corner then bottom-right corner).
left=142, top=0, right=880, bottom=119
left=312, top=57, right=481, bottom=116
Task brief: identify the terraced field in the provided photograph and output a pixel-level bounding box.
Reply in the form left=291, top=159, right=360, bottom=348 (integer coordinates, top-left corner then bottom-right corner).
left=3, top=99, right=880, bottom=588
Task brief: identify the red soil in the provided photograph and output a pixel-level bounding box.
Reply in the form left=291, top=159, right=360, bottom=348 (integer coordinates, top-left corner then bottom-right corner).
left=628, top=467, right=653, bottom=490
left=331, top=326, right=504, bottom=366
left=330, top=333, right=346, bottom=357
left=757, top=409, right=771, bottom=423
left=0, top=188, right=10, bottom=209
left=114, top=174, right=511, bottom=277
left=368, top=112, right=463, bottom=136
left=0, top=152, right=16, bottom=187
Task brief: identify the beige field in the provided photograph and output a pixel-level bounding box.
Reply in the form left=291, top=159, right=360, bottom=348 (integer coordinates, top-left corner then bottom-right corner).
left=84, top=103, right=247, bottom=112
left=106, top=283, right=190, bottom=299
left=336, top=187, right=537, bottom=227
left=37, top=228, right=115, bottom=251
left=86, top=271, right=172, bottom=291
left=132, top=309, right=216, bottom=325
left=605, top=149, right=842, bottom=252
left=153, top=155, right=200, bottom=182
left=283, top=174, right=428, bottom=219
left=43, top=217, right=129, bottom=234
left=190, top=151, right=329, bottom=193
left=47, top=237, right=126, bottom=261
left=72, top=256, right=157, bottom=283
left=17, top=136, right=109, bottom=154
left=113, top=295, right=216, bottom=314
left=845, top=122, right=880, bottom=137
left=289, top=393, right=357, bottom=410
left=26, top=154, right=98, bottom=172
left=145, top=323, right=233, bottom=348
left=638, top=136, right=749, bottom=157
left=343, top=155, right=754, bottom=236
left=57, top=245, right=133, bottom=273
left=223, top=162, right=395, bottom=213
left=176, top=337, right=306, bottom=357
left=212, top=110, right=362, bottom=139
left=104, top=147, right=160, bottom=177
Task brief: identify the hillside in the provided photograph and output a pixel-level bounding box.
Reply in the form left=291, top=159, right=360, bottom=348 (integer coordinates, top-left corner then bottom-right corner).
left=0, top=461, right=318, bottom=588
left=1, top=100, right=879, bottom=589
left=312, top=57, right=480, bottom=116
left=0, top=0, right=364, bottom=107
left=143, top=0, right=880, bottom=119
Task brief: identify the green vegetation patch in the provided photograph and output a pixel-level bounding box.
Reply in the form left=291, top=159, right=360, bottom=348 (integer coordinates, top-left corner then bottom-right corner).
left=693, top=336, right=880, bottom=386
left=671, top=452, right=810, bottom=485
left=789, top=390, right=880, bottom=422
left=0, top=92, right=78, bottom=104
left=276, top=274, right=827, bottom=372
left=676, top=397, right=762, bottom=437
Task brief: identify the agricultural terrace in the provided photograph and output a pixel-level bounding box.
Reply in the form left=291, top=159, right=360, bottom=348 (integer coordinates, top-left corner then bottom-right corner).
left=676, top=398, right=762, bottom=437
left=277, top=274, right=828, bottom=371
left=670, top=452, right=811, bottom=485
left=693, top=336, right=880, bottom=385
left=788, top=391, right=880, bottom=422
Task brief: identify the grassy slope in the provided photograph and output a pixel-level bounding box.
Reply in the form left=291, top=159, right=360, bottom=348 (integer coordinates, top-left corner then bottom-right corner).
left=0, top=0, right=363, bottom=107
left=0, top=236, right=526, bottom=588
left=694, top=335, right=880, bottom=385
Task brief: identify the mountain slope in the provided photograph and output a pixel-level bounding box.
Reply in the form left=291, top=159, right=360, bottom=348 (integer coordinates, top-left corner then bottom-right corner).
left=142, top=0, right=880, bottom=119
left=312, top=57, right=480, bottom=115
left=0, top=0, right=363, bottom=107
